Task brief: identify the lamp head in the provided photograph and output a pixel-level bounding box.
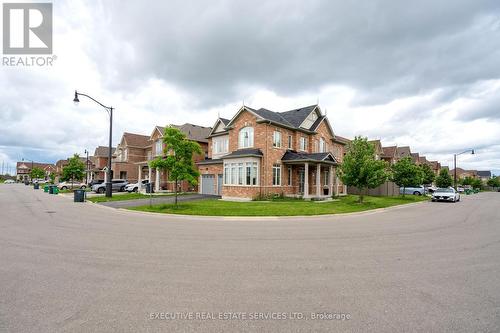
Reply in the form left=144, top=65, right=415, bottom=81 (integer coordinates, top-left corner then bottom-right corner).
left=471, top=149, right=475, bottom=155
left=73, top=90, right=80, bottom=104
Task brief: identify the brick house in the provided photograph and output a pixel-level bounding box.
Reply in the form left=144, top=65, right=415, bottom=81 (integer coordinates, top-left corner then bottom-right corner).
left=16, top=161, right=56, bottom=182
left=196, top=105, right=347, bottom=200
left=89, top=146, right=116, bottom=182
left=381, top=146, right=397, bottom=165
left=111, top=132, right=151, bottom=182
left=55, top=156, right=96, bottom=183
left=134, top=123, right=212, bottom=192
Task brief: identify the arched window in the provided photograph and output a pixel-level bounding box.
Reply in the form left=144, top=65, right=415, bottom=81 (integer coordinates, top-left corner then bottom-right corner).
left=238, top=127, right=254, bottom=148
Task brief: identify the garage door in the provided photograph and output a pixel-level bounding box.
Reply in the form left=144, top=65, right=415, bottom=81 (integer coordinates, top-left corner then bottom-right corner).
left=201, top=174, right=215, bottom=195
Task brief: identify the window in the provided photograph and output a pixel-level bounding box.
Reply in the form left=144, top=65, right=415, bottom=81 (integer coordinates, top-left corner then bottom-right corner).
left=324, top=170, right=329, bottom=186
left=288, top=135, right=292, bottom=149
left=238, top=127, right=254, bottom=148
left=123, top=149, right=128, bottom=161
left=272, top=164, right=281, bottom=186
left=299, top=137, right=307, bottom=151
left=213, top=137, right=229, bottom=155
left=319, top=138, right=326, bottom=153
left=273, top=131, right=282, bottom=148
left=301, top=111, right=319, bottom=129
left=155, top=139, right=163, bottom=156
left=288, top=166, right=292, bottom=186
left=224, top=161, right=258, bottom=186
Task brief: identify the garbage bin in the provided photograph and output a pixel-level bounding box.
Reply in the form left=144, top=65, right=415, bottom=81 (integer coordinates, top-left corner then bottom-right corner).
left=49, top=185, right=55, bottom=194
left=74, top=189, right=86, bottom=202
left=53, top=187, right=59, bottom=194
left=34, top=183, right=39, bottom=190
left=24, top=181, right=29, bottom=186
left=145, top=182, right=153, bottom=193
left=44, top=185, right=49, bottom=192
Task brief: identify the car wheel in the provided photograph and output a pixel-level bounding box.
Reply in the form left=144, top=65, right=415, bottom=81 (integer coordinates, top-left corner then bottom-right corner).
left=61, top=186, right=67, bottom=190
left=98, top=187, right=105, bottom=194
left=413, top=191, right=421, bottom=196
left=133, top=187, right=138, bottom=192
left=120, top=186, right=125, bottom=192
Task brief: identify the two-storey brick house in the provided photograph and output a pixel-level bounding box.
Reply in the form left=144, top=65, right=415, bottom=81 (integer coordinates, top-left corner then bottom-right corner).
left=197, top=105, right=347, bottom=200
left=111, top=132, right=151, bottom=182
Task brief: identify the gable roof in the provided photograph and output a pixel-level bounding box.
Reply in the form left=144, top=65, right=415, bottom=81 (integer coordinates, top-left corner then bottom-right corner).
left=122, top=132, right=150, bottom=148
left=477, top=170, right=492, bottom=177
left=171, top=123, right=212, bottom=143
left=94, top=146, right=116, bottom=157
left=16, top=161, right=56, bottom=170
left=226, top=105, right=327, bottom=132
left=208, top=118, right=231, bottom=137
left=382, top=146, right=397, bottom=158
left=396, top=146, right=412, bottom=159
left=281, top=151, right=338, bottom=164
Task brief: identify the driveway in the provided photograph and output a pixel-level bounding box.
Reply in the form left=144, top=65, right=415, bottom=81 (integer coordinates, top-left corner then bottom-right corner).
left=96, top=193, right=219, bottom=208
left=1, top=184, right=499, bottom=332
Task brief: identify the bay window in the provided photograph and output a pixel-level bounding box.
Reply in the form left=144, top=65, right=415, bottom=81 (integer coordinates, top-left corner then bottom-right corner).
left=224, top=160, right=258, bottom=186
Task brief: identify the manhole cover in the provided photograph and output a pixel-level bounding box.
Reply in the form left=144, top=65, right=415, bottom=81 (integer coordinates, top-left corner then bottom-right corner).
left=45, top=211, right=56, bottom=214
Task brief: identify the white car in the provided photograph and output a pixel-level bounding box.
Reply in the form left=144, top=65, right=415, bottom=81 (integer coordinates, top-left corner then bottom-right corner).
left=125, top=180, right=149, bottom=192
left=58, top=181, right=87, bottom=190
left=3, top=179, right=15, bottom=184
left=431, top=187, right=460, bottom=203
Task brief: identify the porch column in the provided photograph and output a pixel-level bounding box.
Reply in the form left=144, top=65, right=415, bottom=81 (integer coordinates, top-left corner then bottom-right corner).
left=155, top=168, right=160, bottom=192
left=334, top=175, right=339, bottom=196
left=316, top=164, right=321, bottom=197
left=329, top=166, right=334, bottom=196
left=137, top=165, right=142, bottom=191
left=304, top=162, right=309, bottom=198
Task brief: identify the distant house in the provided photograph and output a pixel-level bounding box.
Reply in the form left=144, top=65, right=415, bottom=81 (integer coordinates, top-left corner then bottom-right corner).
left=395, top=146, right=412, bottom=160
left=91, top=146, right=116, bottom=182
left=381, top=146, right=397, bottom=165
left=368, top=140, right=383, bottom=160
left=16, top=161, right=56, bottom=182
left=112, top=132, right=151, bottom=182
left=449, top=168, right=478, bottom=179
left=477, top=170, right=492, bottom=182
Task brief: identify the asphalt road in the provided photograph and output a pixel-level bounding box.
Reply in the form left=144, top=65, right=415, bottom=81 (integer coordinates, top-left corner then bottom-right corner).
left=1, top=185, right=499, bottom=332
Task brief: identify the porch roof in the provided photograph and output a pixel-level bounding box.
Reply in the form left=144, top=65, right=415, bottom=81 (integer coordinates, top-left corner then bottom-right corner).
left=222, top=148, right=263, bottom=159
left=281, top=150, right=338, bottom=165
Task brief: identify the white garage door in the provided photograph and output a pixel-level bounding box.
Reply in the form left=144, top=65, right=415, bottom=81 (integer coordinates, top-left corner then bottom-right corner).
left=201, top=174, right=215, bottom=195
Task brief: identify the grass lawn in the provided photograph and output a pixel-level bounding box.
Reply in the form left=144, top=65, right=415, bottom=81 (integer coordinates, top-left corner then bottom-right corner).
left=87, top=192, right=186, bottom=203
left=129, top=195, right=429, bottom=216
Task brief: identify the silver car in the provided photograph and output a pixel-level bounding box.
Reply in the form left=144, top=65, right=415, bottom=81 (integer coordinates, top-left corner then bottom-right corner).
left=92, top=179, right=129, bottom=193
left=431, top=187, right=461, bottom=202
left=399, top=186, right=425, bottom=196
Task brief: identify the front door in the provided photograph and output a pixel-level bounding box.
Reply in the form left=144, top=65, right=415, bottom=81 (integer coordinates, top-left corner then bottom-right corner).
left=298, top=168, right=305, bottom=194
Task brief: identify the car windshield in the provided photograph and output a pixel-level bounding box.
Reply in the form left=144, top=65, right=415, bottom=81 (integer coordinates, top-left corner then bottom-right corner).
left=436, top=188, right=454, bottom=193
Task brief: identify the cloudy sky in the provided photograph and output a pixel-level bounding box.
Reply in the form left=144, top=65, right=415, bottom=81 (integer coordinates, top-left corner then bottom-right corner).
left=1, top=0, right=500, bottom=175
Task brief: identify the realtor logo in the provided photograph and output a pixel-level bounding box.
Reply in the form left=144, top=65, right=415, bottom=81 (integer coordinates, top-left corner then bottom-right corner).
left=3, top=3, right=52, bottom=54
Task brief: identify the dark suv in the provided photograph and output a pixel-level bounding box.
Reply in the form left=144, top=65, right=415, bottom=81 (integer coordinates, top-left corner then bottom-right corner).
left=91, top=179, right=129, bottom=193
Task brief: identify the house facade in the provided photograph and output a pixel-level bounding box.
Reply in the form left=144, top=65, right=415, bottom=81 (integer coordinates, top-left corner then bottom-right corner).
left=16, top=162, right=56, bottom=182
left=90, top=146, right=116, bottom=182
left=133, top=123, right=211, bottom=192
left=111, top=132, right=151, bottom=182
left=197, top=105, right=347, bottom=200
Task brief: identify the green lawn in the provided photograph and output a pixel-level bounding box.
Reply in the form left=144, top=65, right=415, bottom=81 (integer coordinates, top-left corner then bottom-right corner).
left=87, top=192, right=185, bottom=203
left=129, top=195, right=428, bottom=216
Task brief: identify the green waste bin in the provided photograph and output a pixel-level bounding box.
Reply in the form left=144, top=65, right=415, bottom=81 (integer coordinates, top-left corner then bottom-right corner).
left=53, top=187, right=59, bottom=194
left=34, top=183, right=39, bottom=190
left=44, top=185, right=49, bottom=192
left=73, top=189, right=86, bottom=202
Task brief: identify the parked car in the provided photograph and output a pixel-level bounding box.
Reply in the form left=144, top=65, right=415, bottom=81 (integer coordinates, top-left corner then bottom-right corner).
left=400, top=186, right=425, bottom=196
left=425, top=185, right=437, bottom=193
left=92, top=179, right=129, bottom=193
left=4, top=179, right=15, bottom=184
left=125, top=180, right=149, bottom=193
left=457, top=186, right=465, bottom=193
left=431, top=187, right=460, bottom=202
left=58, top=181, right=87, bottom=190
left=34, top=179, right=50, bottom=184
left=89, top=179, right=104, bottom=187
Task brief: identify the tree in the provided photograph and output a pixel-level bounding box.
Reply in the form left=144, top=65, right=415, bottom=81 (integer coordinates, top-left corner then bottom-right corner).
left=459, top=176, right=474, bottom=186
left=435, top=168, right=453, bottom=188
left=30, top=167, right=45, bottom=181
left=337, top=136, right=388, bottom=203
left=487, top=176, right=500, bottom=188
left=149, top=127, right=202, bottom=206
left=49, top=173, right=56, bottom=184
left=471, top=178, right=483, bottom=190
left=61, top=154, right=86, bottom=188
left=420, top=163, right=435, bottom=186
left=391, top=157, right=423, bottom=197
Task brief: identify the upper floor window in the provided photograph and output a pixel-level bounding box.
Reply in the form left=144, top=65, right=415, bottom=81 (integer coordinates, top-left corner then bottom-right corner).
left=123, top=149, right=128, bottom=161
left=238, top=127, right=254, bottom=148
left=155, top=139, right=163, bottom=156
left=273, top=131, right=281, bottom=148
left=319, top=138, right=326, bottom=153
left=299, top=137, right=307, bottom=151
left=288, top=135, right=292, bottom=149
left=213, top=137, right=229, bottom=155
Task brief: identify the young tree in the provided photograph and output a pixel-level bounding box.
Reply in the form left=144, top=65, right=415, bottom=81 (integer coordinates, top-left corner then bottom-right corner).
left=459, top=176, right=474, bottom=186
left=337, top=136, right=388, bottom=203
left=149, top=126, right=202, bottom=206
left=391, top=157, right=423, bottom=197
left=61, top=154, right=86, bottom=188
left=420, top=163, right=435, bottom=186
left=471, top=178, right=483, bottom=190
left=435, top=168, right=453, bottom=188
left=487, top=176, right=500, bottom=188
left=30, top=167, right=45, bottom=181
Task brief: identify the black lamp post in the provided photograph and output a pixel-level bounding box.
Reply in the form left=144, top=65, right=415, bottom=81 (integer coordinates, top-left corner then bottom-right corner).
left=74, top=90, right=114, bottom=197
left=454, top=149, right=475, bottom=190
left=84, top=149, right=89, bottom=185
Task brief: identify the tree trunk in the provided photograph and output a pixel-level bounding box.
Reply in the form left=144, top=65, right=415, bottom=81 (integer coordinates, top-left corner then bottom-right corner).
left=402, top=186, right=406, bottom=197
left=174, top=179, right=178, bottom=207
left=358, top=188, right=364, bottom=203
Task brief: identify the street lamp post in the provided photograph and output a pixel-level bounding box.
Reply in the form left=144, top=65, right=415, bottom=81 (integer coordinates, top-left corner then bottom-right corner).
left=84, top=149, right=89, bottom=185
left=73, top=91, right=114, bottom=197
left=453, top=149, right=475, bottom=190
